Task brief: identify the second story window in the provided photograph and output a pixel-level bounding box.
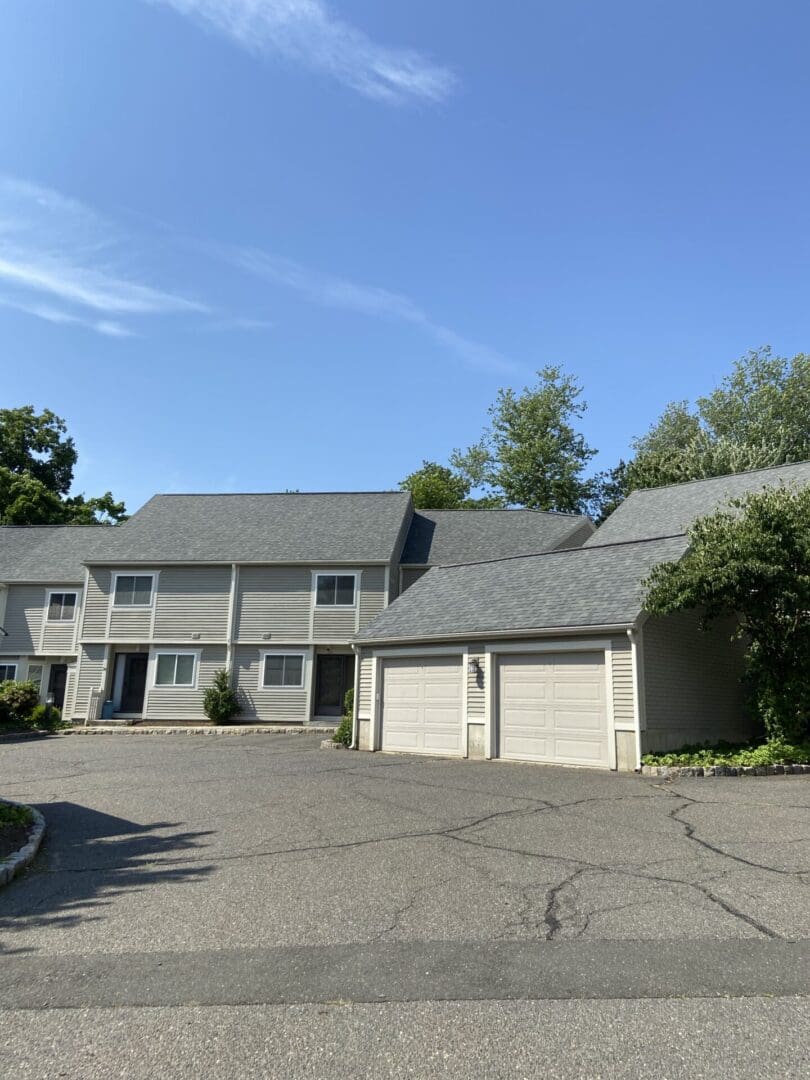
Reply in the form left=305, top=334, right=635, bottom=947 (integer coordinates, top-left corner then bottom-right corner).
left=114, top=575, right=154, bottom=607
left=316, top=574, right=356, bottom=606
left=47, top=592, right=77, bottom=622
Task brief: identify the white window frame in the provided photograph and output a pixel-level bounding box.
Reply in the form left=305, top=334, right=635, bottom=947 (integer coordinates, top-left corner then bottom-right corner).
left=46, top=589, right=79, bottom=623
left=313, top=571, right=358, bottom=608
left=0, top=663, right=18, bottom=682
left=260, top=650, right=307, bottom=690
left=152, top=650, right=199, bottom=689
left=112, top=572, right=156, bottom=609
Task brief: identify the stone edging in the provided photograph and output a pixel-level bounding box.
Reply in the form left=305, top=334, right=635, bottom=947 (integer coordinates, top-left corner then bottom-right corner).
left=60, top=724, right=336, bottom=737
left=320, top=739, right=348, bottom=750
left=0, top=801, right=45, bottom=887
left=642, top=763, right=810, bottom=778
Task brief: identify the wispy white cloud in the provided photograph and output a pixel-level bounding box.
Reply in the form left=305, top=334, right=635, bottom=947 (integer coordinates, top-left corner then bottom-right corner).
left=233, top=249, right=513, bottom=372
left=0, top=295, right=136, bottom=338
left=149, top=0, right=457, bottom=104
left=0, top=175, right=207, bottom=337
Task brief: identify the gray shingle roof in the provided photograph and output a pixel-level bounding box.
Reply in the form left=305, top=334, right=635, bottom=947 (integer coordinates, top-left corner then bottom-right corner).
left=88, top=492, right=413, bottom=564
left=356, top=534, right=689, bottom=643
left=0, top=526, right=110, bottom=583
left=588, top=460, right=810, bottom=546
left=400, top=509, right=594, bottom=565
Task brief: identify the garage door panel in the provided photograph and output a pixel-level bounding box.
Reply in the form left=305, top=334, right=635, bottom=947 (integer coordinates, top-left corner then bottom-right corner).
left=381, top=657, right=464, bottom=757
left=499, top=651, right=609, bottom=768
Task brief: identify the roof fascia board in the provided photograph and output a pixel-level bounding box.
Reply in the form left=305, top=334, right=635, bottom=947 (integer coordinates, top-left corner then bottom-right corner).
left=355, top=621, right=634, bottom=647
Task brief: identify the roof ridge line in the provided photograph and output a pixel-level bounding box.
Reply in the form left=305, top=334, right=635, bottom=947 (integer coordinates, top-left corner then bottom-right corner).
left=628, top=459, right=810, bottom=497
left=434, top=532, right=687, bottom=570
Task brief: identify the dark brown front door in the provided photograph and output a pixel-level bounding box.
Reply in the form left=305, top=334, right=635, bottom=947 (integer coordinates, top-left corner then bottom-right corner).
left=47, top=664, right=68, bottom=710
left=120, top=654, right=148, bottom=714
left=314, top=654, right=353, bottom=718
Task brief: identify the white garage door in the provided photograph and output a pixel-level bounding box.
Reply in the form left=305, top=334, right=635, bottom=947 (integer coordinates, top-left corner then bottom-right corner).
left=498, top=651, right=609, bottom=768
left=381, top=656, right=464, bottom=756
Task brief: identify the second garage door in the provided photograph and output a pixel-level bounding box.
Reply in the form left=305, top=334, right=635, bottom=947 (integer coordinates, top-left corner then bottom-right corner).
left=380, top=656, right=464, bottom=756
left=498, top=651, right=609, bottom=768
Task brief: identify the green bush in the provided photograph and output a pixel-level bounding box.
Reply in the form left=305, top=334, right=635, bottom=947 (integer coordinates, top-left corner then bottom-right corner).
left=28, top=703, right=65, bottom=732
left=0, top=801, right=33, bottom=828
left=203, top=669, right=242, bottom=725
left=642, top=737, right=810, bottom=768
left=0, top=680, right=40, bottom=729
left=333, top=687, right=354, bottom=746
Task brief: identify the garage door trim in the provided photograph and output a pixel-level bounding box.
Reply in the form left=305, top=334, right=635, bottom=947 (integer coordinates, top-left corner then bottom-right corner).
left=371, top=645, right=468, bottom=753
left=484, top=639, right=617, bottom=770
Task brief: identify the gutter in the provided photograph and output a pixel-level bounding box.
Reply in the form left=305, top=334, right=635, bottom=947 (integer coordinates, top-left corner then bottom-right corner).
left=354, top=621, right=634, bottom=648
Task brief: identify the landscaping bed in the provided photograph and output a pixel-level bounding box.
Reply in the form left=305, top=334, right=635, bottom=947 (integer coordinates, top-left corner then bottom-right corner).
left=0, top=802, right=34, bottom=861
left=642, top=738, right=810, bottom=777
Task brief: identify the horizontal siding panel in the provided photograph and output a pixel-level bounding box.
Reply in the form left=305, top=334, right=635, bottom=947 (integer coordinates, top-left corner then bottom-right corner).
left=358, top=567, right=386, bottom=630
left=74, top=644, right=107, bottom=718
left=357, top=654, right=373, bottom=718
left=235, top=567, right=311, bottom=640
left=153, top=566, right=231, bottom=641
left=144, top=646, right=227, bottom=721
left=467, top=653, right=485, bottom=718
left=42, top=621, right=76, bottom=653
left=233, top=646, right=310, bottom=722
left=610, top=638, right=635, bottom=726
left=82, top=570, right=110, bottom=638
left=2, top=586, right=44, bottom=653
left=109, top=607, right=152, bottom=640
left=312, top=607, right=356, bottom=641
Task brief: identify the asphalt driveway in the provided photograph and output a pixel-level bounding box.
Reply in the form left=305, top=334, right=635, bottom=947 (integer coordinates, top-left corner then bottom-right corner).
left=1, top=734, right=809, bottom=1078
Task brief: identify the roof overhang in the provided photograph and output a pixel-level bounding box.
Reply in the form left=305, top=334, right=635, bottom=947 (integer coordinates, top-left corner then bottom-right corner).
left=354, top=620, right=637, bottom=648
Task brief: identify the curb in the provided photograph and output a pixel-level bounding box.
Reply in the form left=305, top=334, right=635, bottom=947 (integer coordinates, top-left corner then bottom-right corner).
left=642, top=763, right=810, bottom=778
left=0, top=800, right=45, bottom=888
left=60, top=725, right=336, bottom=737
left=320, top=739, right=349, bottom=750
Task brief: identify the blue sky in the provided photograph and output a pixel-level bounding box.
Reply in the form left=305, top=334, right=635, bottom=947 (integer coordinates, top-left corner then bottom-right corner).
left=1, top=1, right=809, bottom=513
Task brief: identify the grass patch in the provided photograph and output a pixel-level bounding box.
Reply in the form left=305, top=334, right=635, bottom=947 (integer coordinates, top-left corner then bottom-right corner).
left=642, top=738, right=810, bottom=768
left=0, top=801, right=33, bottom=828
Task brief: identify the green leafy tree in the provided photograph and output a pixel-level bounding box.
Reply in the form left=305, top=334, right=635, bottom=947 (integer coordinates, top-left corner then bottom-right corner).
left=451, top=366, right=598, bottom=513
left=0, top=406, right=127, bottom=525
left=644, top=485, right=810, bottom=742
left=618, top=348, right=810, bottom=498
left=400, top=461, right=471, bottom=509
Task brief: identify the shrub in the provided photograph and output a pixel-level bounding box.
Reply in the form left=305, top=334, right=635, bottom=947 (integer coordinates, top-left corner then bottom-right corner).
left=28, top=703, right=65, bottom=732
left=0, top=680, right=40, bottom=729
left=641, top=737, right=810, bottom=768
left=333, top=687, right=354, bottom=746
left=203, top=669, right=242, bottom=725
left=0, top=801, right=33, bottom=828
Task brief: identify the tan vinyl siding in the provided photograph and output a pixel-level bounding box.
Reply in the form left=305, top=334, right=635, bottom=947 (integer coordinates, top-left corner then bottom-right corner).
left=467, top=653, right=485, bottom=718
left=42, top=618, right=77, bottom=653
left=144, top=645, right=226, bottom=721
left=641, top=611, right=751, bottom=752
left=312, top=606, right=357, bottom=641
left=235, top=566, right=311, bottom=640
left=109, top=606, right=152, bottom=640
left=81, top=569, right=111, bottom=638
left=357, top=653, right=374, bottom=718
left=610, top=636, right=635, bottom=727
left=153, top=566, right=231, bottom=641
left=2, top=586, right=44, bottom=653
left=74, top=644, right=107, bottom=718
left=358, top=567, right=386, bottom=629
left=234, top=646, right=310, bottom=723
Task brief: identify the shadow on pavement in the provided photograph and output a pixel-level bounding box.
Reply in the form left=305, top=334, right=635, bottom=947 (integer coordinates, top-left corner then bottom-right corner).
left=0, top=801, right=213, bottom=953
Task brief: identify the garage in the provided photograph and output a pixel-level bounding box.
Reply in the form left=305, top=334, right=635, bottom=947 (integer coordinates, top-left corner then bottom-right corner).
left=380, top=656, right=464, bottom=756
left=497, top=651, right=609, bottom=768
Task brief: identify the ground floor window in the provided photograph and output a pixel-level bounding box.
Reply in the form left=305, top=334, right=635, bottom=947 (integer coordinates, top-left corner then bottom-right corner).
left=0, top=663, right=17, bottom=682
left=155, top=652, right=196, bottom=687
left=262, top=653, right=305, bottom=688
left=27, top=664, right=44, bottom=695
